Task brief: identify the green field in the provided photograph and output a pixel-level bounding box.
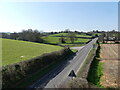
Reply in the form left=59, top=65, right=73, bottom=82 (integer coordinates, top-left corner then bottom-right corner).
left=69, top=38, right=90, bottom=44
left=49, top=33, right=67, bottom=37
left=76, top=34, right=92, bottom=37
left=92, top=33, right=102, bottom=36
left=42, top=36, right=90, bottom=44
left=42, top=36, right=60, bottom=44
left=2, top=38, right=63, bottom=66
left=49, top=33, right=92, bottom=37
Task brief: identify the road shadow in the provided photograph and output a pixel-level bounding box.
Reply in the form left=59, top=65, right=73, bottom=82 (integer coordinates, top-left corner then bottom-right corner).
left=28, top=53, right=77, bottom=90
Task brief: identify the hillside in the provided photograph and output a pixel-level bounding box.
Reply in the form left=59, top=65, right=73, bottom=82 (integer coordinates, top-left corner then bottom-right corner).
left=49, top=33, right=92, bottom=37
left=2, top=38, right=63, bottom=66
left=42, top=36, right=90, bottom=44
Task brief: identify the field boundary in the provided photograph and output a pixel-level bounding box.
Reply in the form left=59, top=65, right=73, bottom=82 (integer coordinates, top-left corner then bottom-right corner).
left=2, top=47, right=74, bottom=88
left=51, top=36, right=93, bottom=39
left=87, top=42, right=104, bottom=87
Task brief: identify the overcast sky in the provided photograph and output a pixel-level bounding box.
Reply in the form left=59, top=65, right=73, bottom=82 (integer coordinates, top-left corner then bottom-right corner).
left=0, top=2, right=118, bottom=32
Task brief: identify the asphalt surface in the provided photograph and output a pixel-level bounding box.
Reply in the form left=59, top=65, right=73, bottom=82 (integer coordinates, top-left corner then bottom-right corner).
left=28, top=38, right=98, bottom=89
left=70, top=46, right=85, bottom=51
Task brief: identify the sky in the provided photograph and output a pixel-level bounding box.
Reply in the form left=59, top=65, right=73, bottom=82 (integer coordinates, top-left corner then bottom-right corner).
left=0, top=2, right=118, bottom=32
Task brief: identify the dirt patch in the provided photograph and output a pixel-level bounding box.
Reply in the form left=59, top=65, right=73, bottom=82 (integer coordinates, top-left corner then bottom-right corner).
left=100, top=44, right=119, bottom=88
left=100, top=44, right=119, bottom=60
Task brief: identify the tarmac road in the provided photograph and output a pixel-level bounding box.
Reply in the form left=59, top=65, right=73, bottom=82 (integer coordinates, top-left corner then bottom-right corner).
left=28, top=38, right=98, bottom=89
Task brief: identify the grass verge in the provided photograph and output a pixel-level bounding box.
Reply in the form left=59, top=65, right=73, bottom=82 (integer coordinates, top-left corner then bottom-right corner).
left=71, top=49, right=78, bottom=53
left=87, top=43, right=104, bottom=87
left=77, top=47, right=95, bottom=77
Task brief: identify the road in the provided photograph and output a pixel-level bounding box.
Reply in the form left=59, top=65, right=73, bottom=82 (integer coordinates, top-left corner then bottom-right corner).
left=70, top=46, right=85, bottom=51
left=29, top=38, right=98, bottom=89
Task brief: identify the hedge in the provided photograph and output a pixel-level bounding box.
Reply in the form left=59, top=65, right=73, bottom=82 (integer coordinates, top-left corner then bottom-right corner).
left=2, top=47, right=72, bottom=88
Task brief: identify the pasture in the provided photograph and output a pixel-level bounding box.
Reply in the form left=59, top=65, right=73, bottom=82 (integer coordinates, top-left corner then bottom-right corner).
left=2, top=38, right=63, bottom=66
left=42, top=36, right=90, bottom=44
left=49, top=33, right=92, bottom=37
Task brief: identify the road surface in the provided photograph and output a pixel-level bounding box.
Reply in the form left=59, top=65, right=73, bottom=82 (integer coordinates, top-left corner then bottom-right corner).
left=70, top=46, right=85, bottom=51
left=29, top=38, right=97, bottom=89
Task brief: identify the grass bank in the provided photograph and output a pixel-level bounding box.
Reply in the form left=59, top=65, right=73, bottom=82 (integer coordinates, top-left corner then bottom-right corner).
left=87, top=43, right=104, bottom=87
left=77, top=47, right=95, bottom=77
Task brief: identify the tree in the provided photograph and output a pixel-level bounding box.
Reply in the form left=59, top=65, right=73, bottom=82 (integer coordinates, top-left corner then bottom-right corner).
left=102, top=33, right=105, bottom=43
left=11, top=32, right=19, bottom=40
left=18, top=29, right=43, bottom=43
left=95, top=34, right=98, bottom=37
left=67, top=32, right=77, bottom=43
left=59, top=35, right=66, bottom=43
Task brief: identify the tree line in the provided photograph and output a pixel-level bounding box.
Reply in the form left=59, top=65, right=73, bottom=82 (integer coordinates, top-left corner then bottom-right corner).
left=98, top=30, right=120, bottom=43
left=2, top=29, right=99, bottom=44
left=2, top=29, right=44, bottom=43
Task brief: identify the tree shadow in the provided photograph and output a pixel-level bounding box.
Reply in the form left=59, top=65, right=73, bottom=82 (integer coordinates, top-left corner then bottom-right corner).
left=28, top=53, right=77, bottom=89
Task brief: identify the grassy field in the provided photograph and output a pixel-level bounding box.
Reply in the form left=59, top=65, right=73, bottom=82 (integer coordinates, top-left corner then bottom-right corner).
left=76, top=34, right=92, bottom=37
left=49, top=33, right=92, bottom=37
left=42, top=36, right=60, bottom=44
left=49, top=33, right=67, bottom=37
left=42, top=36, right=90, bottom=44
left=2, top=38, right=63, bottom=66
left=68, top=38, right=90, bottom=44
left=92, top=33, right=102, bottom=36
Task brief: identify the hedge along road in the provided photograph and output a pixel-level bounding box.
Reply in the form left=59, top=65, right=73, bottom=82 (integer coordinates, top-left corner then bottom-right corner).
left=29, top=38, right=98, bottom=89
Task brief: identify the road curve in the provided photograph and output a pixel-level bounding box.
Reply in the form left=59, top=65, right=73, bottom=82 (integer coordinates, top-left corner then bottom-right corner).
left=28, top=38, right=98, bottom=89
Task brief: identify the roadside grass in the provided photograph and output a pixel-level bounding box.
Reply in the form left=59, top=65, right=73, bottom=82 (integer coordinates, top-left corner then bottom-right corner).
left=15, top=49, right=75, bottom=88
left=71, top=49, right=78, bottom=53
left=2, top=38, right=63, bottom=66
left=87, top=57, right=103, bottom=87
left=77, top=41, right=104, bottom=88
left=77, top=48, right=94, bottom=77
left=87, top=43, right=104, bottom=87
